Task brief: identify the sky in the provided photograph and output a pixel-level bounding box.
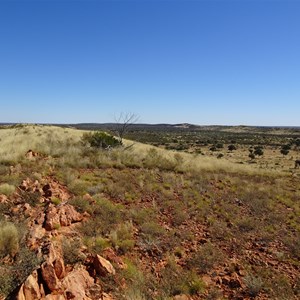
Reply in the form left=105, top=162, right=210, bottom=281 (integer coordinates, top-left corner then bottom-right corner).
left=0, top=0, right=299, bottom=126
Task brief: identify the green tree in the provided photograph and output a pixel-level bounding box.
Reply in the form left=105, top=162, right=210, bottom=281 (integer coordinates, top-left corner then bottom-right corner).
left=228, top=144, right=237, bottom=151
left=81, top=131, right=121, bottom=149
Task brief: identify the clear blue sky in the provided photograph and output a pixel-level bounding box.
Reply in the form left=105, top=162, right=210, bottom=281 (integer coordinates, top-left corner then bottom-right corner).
left=0, top=0, right=299, bottom=126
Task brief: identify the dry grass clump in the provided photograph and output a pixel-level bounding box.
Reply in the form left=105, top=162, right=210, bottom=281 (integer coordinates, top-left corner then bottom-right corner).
left=0, top=222, right=19, bottom=258
left=126, top=140, right=275, bottom=176
left=0, top=183, right=15, bottom=196
left=0, top=124, right=84, bottom=165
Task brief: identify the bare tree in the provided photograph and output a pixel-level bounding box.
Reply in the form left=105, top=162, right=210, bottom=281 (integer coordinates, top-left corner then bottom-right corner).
left=113, top=112, right=139, bottom=145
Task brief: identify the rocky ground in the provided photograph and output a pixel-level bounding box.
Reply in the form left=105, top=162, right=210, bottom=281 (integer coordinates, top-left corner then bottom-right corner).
left=1, top=140, right=300, bottom=300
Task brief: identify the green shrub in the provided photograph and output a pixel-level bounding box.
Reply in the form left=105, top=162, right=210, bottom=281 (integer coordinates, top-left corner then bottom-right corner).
left=81, top=131, right=121, bottom=149
left=0, top=267, right=14, bottom=297
left=62, top=238, right=84, bottom=265
left=109, top=222, right=135, bottom=254
left=14, top=246, right=41, bottom=284
left=244, top=274, right=263, bottom=297
left=0, top=222, right=19, bottom=258
left=187, top=243, right=224, bottom=273
left=80, top=198, right=123, bottom=236
left=0, top=183, right=15, bottom=196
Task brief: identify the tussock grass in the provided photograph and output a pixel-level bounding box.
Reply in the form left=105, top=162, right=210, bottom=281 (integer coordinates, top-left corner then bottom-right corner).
left=0, top=125, right=85, bottom=164
left=0, top=124, right=283, bottom=176
left=0, top=222, right=19, bottom=258
left=0, top=183, right=15, bottom=196
left=126, top=140, right=278, bottom=176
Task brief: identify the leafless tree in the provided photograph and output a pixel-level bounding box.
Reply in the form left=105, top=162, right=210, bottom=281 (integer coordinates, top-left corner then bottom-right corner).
left=113, top=112, right=139, bottom=145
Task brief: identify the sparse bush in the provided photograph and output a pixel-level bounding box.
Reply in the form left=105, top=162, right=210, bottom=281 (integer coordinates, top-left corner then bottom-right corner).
left=81, top=131, right=121, bottom=149
left=0, top=267, right=14, bottom=297
left=69, top=196, right=91, bottom=213
left=93, top=237, right=110, bottom=253
left=280, top=148, right=289, bottom=156
left=121, top=259, right=145, bottom=294
left=283, top=233, right=300, bottom=259
left=109, top=222, right=135, bottom=254
left=0, top=222, right=19, bottom=258
left=187, top=243, right=224, bottom=273
left=228, top=144, right=237, bottom=151
left=140, top=221, right=165, bottom=240
left=80, top=197, right=123, bottom=236
left=254, top=146, right=264, bottom=156
left=14, top=246, right=41, bottom=284
left=0, top=183, right=15, bottom=196
left=244, top=274, right=263, bottom=297
left=62, top=238, right=84, bottom=265
left=236, top=217, right=256, bottom=233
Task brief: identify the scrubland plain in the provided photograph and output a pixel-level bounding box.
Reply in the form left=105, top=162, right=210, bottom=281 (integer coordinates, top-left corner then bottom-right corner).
left=0, top=124, right=300, bottom=300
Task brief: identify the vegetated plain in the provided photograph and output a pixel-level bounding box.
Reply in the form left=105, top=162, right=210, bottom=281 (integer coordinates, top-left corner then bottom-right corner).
left=0, top=123, right=300, bottom=299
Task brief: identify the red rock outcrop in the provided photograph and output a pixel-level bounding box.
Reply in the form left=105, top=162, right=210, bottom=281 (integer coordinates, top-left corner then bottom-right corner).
left=61, top=267, right=95, bottom=300
left=44, top=203, right=83, bottom=231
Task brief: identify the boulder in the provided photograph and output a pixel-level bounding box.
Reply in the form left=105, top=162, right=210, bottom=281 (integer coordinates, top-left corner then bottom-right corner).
left=93, top=255, right=116, bottom=276
left=17, top=270, right=43, bottom=300
left=61, top=267, right=94, bottom=300
left=41, top=261, right=60, bottom=292
left=54, top=257, right=66, bottom=279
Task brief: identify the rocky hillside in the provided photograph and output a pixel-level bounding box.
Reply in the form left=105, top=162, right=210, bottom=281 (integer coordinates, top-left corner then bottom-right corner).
left=1, top=125, right=300, bottom=300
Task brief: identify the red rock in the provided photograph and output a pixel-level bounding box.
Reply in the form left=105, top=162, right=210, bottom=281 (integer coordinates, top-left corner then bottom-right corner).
left=44, top=204, right=83, bottom=231
left=102, top=248, right=126, bottom=269
left=102, top=293, right=114, bottom=300
left=0, top=194, right=8, bottom=203
left=61, top=267, right=94, bottom=299
left=44, top=295, right=65, bottom=300
left=173, top=295, right=189, bottom=300
left=17, top=270, right=43, bottom=300
left=54, top=257, right=65, bottom=279
left=93, top=255, right=116, bottom=276
left=41, top=261, right=60, bottom=291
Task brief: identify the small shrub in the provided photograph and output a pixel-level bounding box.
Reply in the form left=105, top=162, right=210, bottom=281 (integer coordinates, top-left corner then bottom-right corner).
left=228, top=144, right=237, bottom=151
left=140, top=221, right=165, bottom=240
left=121, top=259, right=145, bottom=293
left=0, top=267, right=14, bottom=297
left=62, top=238, right=84, bottom=265
left=254, top=146, right=264, bottom=156
left=80, top=198, right=123, bottom=236
left=244, top=275, right=263, bottom=297
left=236, top=218, right=256, bottom=233
left=93, top=237, right=110, bottom=253
left=69, top=196, right=91, bottom=213
left=51, top=197, right=61, bottom=205
left=184, top=271, right=205, bottom=295
left=0, top=183, right=15, bottom=196
left=14, top=246, right=41, bottom=284
left=81, top=131, right=121, bottom=149
left=0, top=222, right=19, bottom=258
left=187, top=243, right=224, bottom=273
left=109, top=222, right=135, bottom=254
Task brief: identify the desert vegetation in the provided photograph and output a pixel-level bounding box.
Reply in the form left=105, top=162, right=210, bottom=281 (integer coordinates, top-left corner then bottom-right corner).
left=0, top=124, right=300, bottom=299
